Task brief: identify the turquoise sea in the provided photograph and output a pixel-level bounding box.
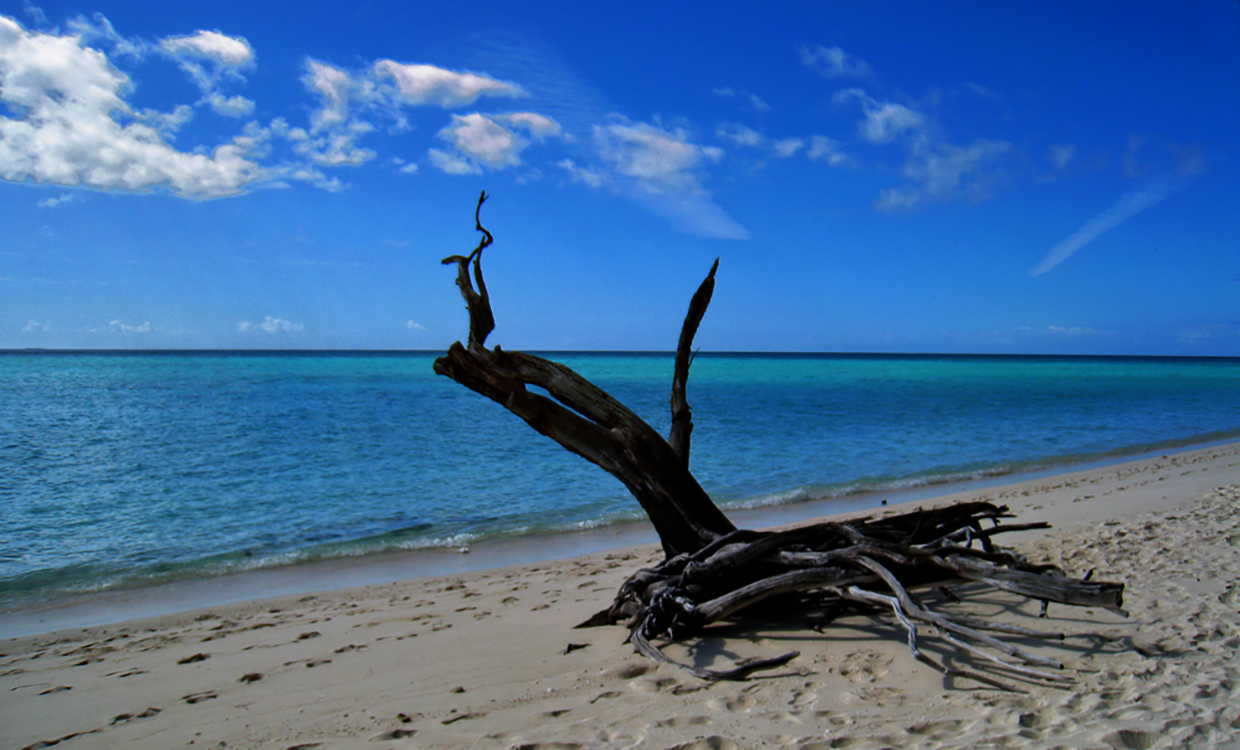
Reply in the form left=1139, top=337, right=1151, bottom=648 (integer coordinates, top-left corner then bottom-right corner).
left=3, top=351, right=1239, bottom=610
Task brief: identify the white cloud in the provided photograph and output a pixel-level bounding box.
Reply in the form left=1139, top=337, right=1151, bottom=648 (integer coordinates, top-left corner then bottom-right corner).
left=557, top=158, right=609, bottom=188
left=834, top=89, right=925, bottom=144
left=160, top=30, right=252, bottom=66
left=427, top=148, right=479, bottom=175
left=159, top=29, right=255, bottom=120
left=715, top=123, right=764, bottom=148
left=293, top=59, right=529, bottom=176
left=431, top=112, right=561, bottom=174
left=875, top=139, right=1010, bottom=210
left=494, top=112, right=560, bottom=138
left=1030, top=180, right=1178, bottom=276
left=37, top=192, right=76, bottom=208
left=438, top=113, right=520, bottom=168
left=595, top=121, right=713, bottom=191
left=105, top=320, right=151, bottom=333
left=206, top=92, right=255, bottom=118
left=289, top=60, right=380, bottom=168
left=593, top=118, right=746, bottom=239
left=141, top=104, right=195, bottom=137
left=772, top=137, right=804, bottom=158
left=373, top=60, right=523, bottom=107
left=1046, top=325, right=1111, bottom=337
left=22, top=319, right=49, bottom=332
left=801, top=45, right=872, bottom=79
left=237, top=316, right=305, bottom=334
left=807, top=136, right=852, bottom=167
left=407, top=320, right=426, bottom=331
left=0, top=16, right=265, bottom=197
left=713, top=87, right=769, bottom=111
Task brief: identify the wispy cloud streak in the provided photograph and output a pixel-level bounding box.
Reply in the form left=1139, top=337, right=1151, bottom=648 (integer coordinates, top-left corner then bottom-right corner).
left=1031, top=180, right=1179, bottom=276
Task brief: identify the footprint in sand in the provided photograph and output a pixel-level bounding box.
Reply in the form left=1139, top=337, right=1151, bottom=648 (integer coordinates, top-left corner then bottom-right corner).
left=654, top=715, right=711, bottom=728
left=182, top=691, right=218, bottom=704
left=110, top=707, right=161, bottom=724
left=664, top=737, right=739, bottom=750
left=369, top=728, right=417, bottom=740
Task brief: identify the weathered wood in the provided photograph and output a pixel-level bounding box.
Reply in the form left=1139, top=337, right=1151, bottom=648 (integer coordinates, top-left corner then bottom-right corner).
left=434, top=193, right=1127, bottom=687
left=433, top=192, right=734, bottom=557
left=585, top=501, right=1119, bottom=686
left=668, top=258, right=717, bottom=465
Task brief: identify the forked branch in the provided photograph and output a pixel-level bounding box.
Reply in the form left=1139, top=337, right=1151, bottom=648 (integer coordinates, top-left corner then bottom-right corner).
left=433, top=194, right=1127, bottom=688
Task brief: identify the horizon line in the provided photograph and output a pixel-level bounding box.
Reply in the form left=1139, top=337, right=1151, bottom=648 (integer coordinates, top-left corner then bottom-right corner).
left=3, top=348, right=1238, bottom=361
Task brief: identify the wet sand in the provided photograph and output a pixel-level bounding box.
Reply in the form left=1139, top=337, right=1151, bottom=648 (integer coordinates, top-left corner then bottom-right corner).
left=4, top=441, right=1239, bottom=749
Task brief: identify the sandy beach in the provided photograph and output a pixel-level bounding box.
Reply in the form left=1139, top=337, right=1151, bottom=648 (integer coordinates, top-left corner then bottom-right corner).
left=4, top=441, right=1240, bottom=750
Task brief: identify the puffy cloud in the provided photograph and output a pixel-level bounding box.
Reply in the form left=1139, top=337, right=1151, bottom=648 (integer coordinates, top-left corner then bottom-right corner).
left=875, top=139, right=1010, bottom=210
left=428, top=147, right=480, bottom=175
left=595, top=121, right=715, bottom=190
left=407, top=320, right=426, bottom=331
left=715, top=123, right=764, bottom=148
left=373, top=60, right=523, bottom=107
left=0, top=16, right=264, bottom=197
left=159, top=29, right=253, bottom=66
left=592, top=119, right=746, bottom=239
left=557, top=158, right=609, bottom=188
left=806, top=135, right=852, bottom=167
left=494, top=111, right=561, bottom=139
left=141, top=104, right=195, bottom=137
left=302, top=59, right=365, bottom=130
left=834, top=89, right=925, bottom=144
left=801, top=45, right=872, bottom=79
left=437, top=113, right=520, bottom=168
left=772, top=137, right=804, bottom=158
left=294, top=60, right=528, bottom=174
left=281, top=60, right=380, bottom=169
left=430, top=112, right=561, bottom=174
left=237, top=316, right=305, bottom=334
left=23, top=319, right=49, bottom=332
left=159, top=29, right=255, bottom=119
left=103, top=320, right=151, bottom=333
left=392, top=157, right=419, bottom=175
left=206, top=93, right=255, bottom=118
left=713, top=87, right=769, bottom=111
left=37, top=193, right=76, bottom=208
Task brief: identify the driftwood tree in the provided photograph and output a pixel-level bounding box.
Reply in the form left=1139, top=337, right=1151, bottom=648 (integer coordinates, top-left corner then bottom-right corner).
left=435, top=192, right=1125, bottom=686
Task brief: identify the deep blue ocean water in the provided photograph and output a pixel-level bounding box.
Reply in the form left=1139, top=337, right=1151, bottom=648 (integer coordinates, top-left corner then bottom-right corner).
left=3, top=351, right=1239, bottom=606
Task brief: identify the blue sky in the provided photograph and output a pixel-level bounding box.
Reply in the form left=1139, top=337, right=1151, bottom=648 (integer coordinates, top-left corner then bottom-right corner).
left=2, top=1, right=1237, bottom=354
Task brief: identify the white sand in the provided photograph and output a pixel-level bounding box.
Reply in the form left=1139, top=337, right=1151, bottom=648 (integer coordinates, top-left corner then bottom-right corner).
left=4, top=441, right=1240, bottom=750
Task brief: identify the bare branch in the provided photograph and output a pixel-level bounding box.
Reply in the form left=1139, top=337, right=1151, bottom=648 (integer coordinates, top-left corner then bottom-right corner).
left=669, top=258, right=718, bottom=464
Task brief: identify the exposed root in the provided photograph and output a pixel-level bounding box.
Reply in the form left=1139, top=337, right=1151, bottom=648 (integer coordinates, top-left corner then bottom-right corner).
left=581, top=502, right=1123, bottom=687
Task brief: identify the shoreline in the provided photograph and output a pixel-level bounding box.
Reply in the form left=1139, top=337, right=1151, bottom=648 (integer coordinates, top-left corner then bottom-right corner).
left=3, top=441, right=1239, bottom=749
left=5, top=436, right=1239, bottom=640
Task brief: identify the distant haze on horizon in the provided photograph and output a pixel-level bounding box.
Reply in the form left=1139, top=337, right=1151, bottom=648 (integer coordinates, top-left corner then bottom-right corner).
left=2, top=1, right=1238, bottom=356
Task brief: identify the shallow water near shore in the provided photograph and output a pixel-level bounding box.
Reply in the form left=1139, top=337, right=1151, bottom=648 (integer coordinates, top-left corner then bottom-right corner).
left=3, top=350, right=1239, bottom=616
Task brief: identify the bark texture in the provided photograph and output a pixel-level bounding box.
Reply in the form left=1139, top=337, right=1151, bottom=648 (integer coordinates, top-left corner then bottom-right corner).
left=434, top=193, right=1125, bottom=686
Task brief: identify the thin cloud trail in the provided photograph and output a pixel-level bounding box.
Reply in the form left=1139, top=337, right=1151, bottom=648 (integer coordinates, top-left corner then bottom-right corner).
left=1031, top=179, right=1179, bottom=276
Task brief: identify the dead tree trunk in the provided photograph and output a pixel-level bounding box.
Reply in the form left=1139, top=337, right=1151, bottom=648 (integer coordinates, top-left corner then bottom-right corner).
left=433, top=192, right=734, bottom=557
left=434, top=192, right=1125, bottom=686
